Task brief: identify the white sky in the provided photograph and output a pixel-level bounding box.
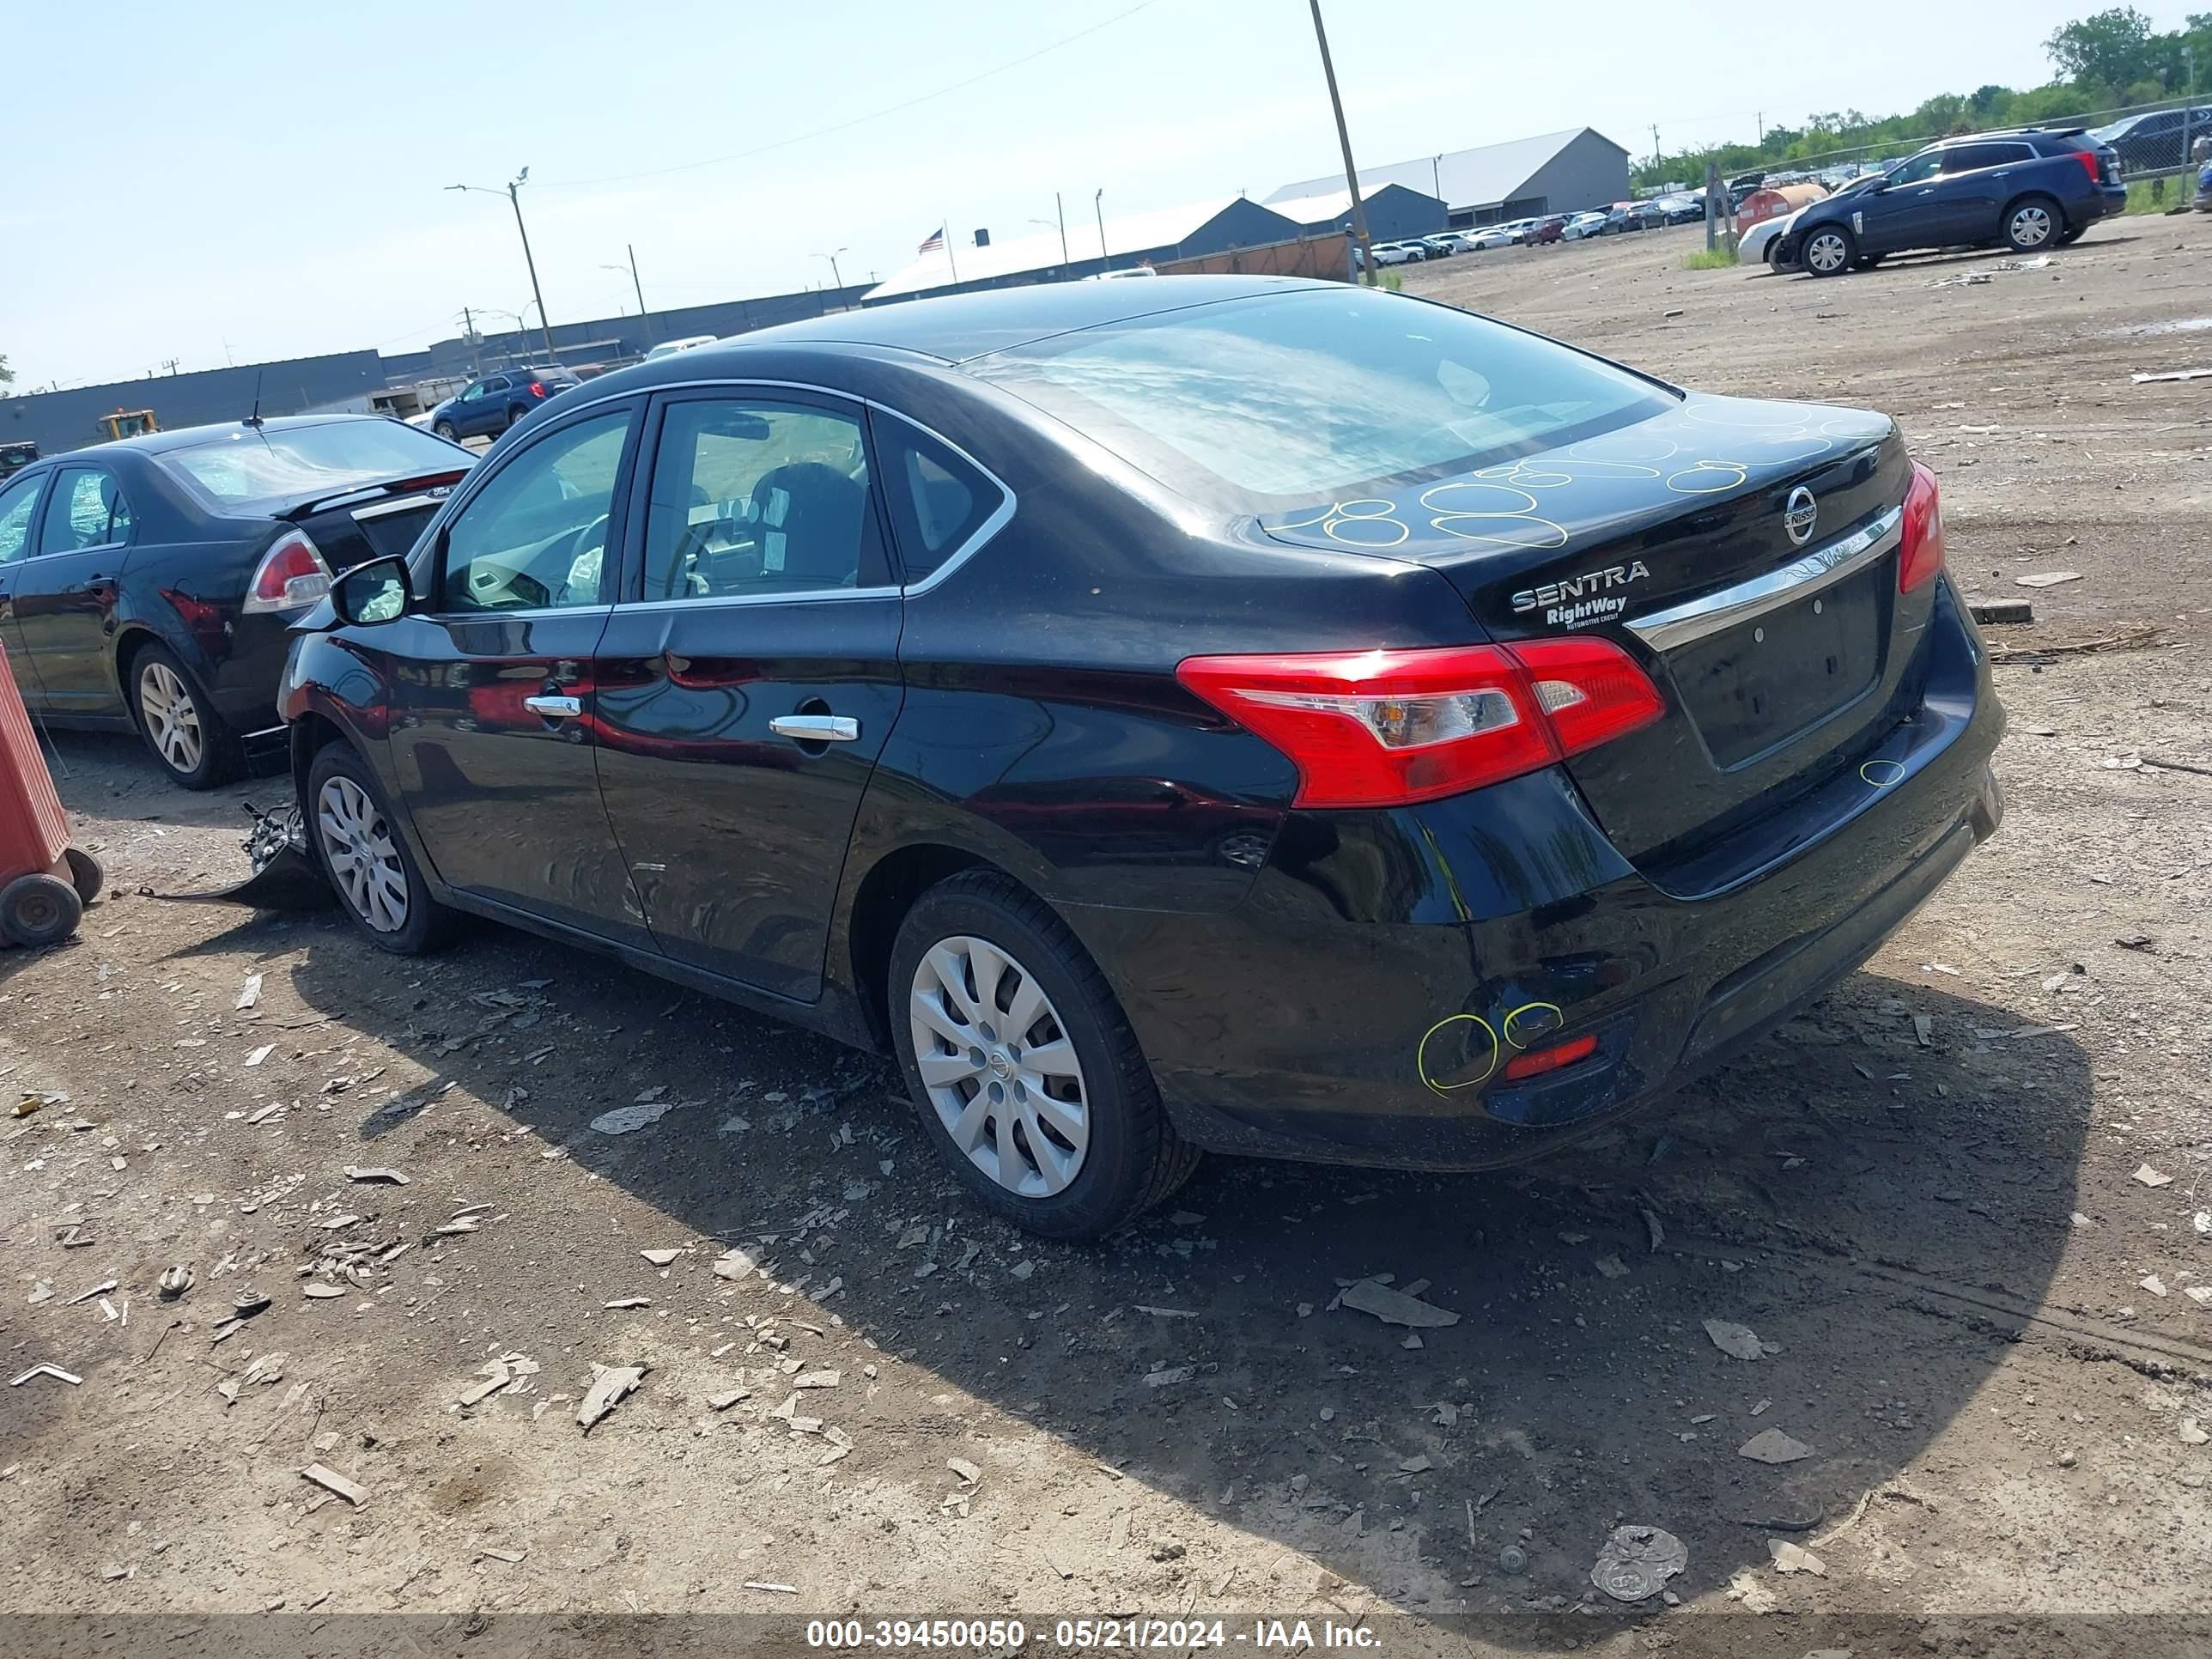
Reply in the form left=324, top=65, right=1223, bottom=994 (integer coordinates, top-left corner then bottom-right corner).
left=5, top=0, right=2182, bottom=389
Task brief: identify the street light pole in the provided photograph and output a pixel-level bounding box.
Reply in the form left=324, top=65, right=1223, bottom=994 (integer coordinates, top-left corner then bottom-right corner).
left=1094, top=188, right=1109, bottom=267
left=1055, top=191, right=1069, bottom=264
left=813, top=247, right=848, bottom=287
left=1307, top=0, right=1377, bottom=284
left=626, top=245, right=649, bottom=342
left=449, top=170, right=557, bottom=364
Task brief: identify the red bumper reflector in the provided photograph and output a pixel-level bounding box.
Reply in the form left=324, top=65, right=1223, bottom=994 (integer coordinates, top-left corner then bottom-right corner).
left=1502, top=1032, right=1599, bottom=1081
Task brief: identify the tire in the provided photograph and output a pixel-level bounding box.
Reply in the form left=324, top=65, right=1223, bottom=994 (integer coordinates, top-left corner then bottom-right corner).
left=2003, top=195, right=2060, bottom=253
left=887, top=870, right=1199, bottom=1239
left=433, top=421, right=457, bottom=441
left=127, top=642, right=243, bottom=789
left=507, top=405, right=532, bottom=433
left=1857, top=252, right=1885, bottom=270
left=64, top=848, right=105, bottom=905
left=307, top=742, right=454, bottom=956
left=2057, top=225, right=2086, bottom=246
left=2, top=872, right=82, bottom=947
left=1802, top=224, right=1856, bottom=276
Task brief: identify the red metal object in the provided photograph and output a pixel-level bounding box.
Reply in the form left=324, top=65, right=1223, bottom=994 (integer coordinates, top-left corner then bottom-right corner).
left=0, top=640, right=70, bottom=885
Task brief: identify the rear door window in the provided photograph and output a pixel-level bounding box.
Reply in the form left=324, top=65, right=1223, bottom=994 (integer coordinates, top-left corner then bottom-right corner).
left=872, top=417, right=1003, bottom=583
left=0, top=474, right=42, bottom=564
left=1942, top=143, right=2031, bottom=173
left=34, top=467, right=131, bottom=555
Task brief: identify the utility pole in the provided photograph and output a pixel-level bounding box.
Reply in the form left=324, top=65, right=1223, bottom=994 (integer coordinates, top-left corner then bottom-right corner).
left=1055, top=191, right=1069, bottom=264
left=1307, top=0, right=1377, bottom=284
left=463, top=307, right=482, bottom=376
left=627, top=245, right=651, bottom=343
left=1094, top=188, right=1109, bottom=265
left=1757, top=111, right=1765, bottom=143
left=1651, top=124, right=1662, bottom=176
left=448, top=170, right=556, bottom=366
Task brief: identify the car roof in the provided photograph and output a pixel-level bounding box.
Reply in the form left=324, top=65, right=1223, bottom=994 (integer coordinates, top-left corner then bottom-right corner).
left=40, top=414, right=393, bottom=459
left=626, top=274, right=1336, bottom=368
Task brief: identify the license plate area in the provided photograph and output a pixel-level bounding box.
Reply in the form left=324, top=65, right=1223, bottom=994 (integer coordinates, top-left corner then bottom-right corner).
left=1668, top=562, right=1887, bottom=769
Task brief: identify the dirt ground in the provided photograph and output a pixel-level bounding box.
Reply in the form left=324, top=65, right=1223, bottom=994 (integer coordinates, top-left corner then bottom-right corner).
left=4, top=216, right=2212, bottom=1656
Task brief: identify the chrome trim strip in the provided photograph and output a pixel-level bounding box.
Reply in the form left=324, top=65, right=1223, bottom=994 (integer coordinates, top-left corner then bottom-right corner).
left=1626, top=504, right=1903, bottom=652
left=351, top=490, right=452, bottom=524
left=618, top=585, right=901, bottom=612
left=769, top=714, right=860, bottom=743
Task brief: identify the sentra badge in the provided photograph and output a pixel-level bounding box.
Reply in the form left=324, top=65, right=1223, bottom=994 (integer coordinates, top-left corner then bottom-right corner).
left=1510, top=559, right=1650, bottom=629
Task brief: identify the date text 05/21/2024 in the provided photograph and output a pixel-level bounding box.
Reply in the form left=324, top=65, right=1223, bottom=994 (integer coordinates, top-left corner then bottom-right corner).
left=803, top=1619, right=1382, bottom=1650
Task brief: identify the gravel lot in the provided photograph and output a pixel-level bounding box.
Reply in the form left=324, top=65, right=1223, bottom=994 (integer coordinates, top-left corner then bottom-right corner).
left=3, top=215, right=2210, bottom=1654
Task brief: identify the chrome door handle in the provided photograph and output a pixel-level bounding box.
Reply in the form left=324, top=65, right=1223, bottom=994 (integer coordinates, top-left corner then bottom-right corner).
left=769, top=714, right=860, bottom=744
left=524, top=694, right=581, bottom=719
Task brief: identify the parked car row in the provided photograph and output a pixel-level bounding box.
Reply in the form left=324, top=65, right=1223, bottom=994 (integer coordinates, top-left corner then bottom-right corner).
left=1358, top=198, right=1716, bottom=268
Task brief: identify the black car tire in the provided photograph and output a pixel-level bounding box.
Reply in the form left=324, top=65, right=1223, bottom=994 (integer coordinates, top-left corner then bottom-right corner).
left=64, top=848, right=106, bottom=905
left=2003, top=195, right=2061, bottom=252
left=1802, top=224, right=1856, bottom=276
left=307, top=742, right=455, bottom=956
left=126, top=642, right=245, bottom=790
left=433, top=421, right=457, bottom=441
left=1858, top=252, right=1886, bottom=270
left=507, top=405, right=532, bottom=433
left=888, top=870, right=1200, bottom=1239
left=2057, top=224, right=2087, bottom=245
left=2, top=872, right=82, bottom=947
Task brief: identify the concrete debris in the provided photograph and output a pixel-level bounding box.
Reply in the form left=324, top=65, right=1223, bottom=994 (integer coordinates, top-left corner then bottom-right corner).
left=64, top=1279, right=118, bottom=1307
left=1767, top=1538, right=1827, bottom=1575
left=2134, top=1164, right=2174, bottom=1188
left=1010, top=1260, right=1036, bottom=1280
left=301, top=1464, right=368, bottom=1507
left=1642, top=1208, right=1665, bottom=1251
left=590, top=1100, right=678, bottom=1135
left=343, top=1166, right=409, bottom=1185
left=639, top=1249, right=684, bottom=1266
left=1144, top=1365, right=1195, bottom=1388
left=577, top=1364, right=645, bottom=1431
left=714, top=1248, right=760, bottom=1281
left=433, top=1218, right=482, bottom=1237
left=316, top=1213, right=361, bottom=1231
left=2194, top=1212, right=2209, bottom=1235
left=2132, top=367, right=2212, bottom=384
left=2180, top=1418, right=2209, bottom=1445
left=1704, top=1318, right=1765, bottom=1360
left=2141, top=1275, right=2169, bottom=1297
left=1739, top=1429, right=1814, bottom=1464
left=2185, top=1287, right=2212, bottom=1307
left=708, top=1389, right=749, bottom=1411
left=235, top=973, right=263, bottom=1010
left=949, top=1456, right=981, bottom=1485
left=9, top=1364, right=83, bottom=1388
left=245, top=1044, right=275, bottom=1067
left=1134, top=1304, right=1199, bottom=1319
left=1340, top=1278, right=1460, bottom=1328
left=1397, top=1455, right=1432, bottom=1474
left=478, top=1547, right=526, bottom=1564
left=1728, top=1568, right=1779, bottom=1614
left=1912, top=1013, right=1935, bottom=1048
left=302, top=1283, right=347, bottom=1300
left=742, top=1581, right=799, bottom=1594
left=793, top=1370, right=841, bottom=1389
left=2014, top=570, right=2081, bottom=588
left=603, top=1297, right=651, bottom=1310
left=1595, top=1255, right=1629, bottom=1279
left=459, top=1364, right=512, bottom=1407
left=1589, top=1523, right=1688, bottom=1602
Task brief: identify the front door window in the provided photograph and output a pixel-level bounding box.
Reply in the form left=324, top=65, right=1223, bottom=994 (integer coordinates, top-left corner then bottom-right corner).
left=438, top=411, right=629, bottom=612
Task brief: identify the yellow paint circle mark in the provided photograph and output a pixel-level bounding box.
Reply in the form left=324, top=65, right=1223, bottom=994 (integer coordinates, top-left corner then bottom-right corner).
left=1501, top=1001, right=1565, bottom=1051
left=1860, top=759, right=1905, bottom=788
left=1417, top=1012, right=1499, bottom=1097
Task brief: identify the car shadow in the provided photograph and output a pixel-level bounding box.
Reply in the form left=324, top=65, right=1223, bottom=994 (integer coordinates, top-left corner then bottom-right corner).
left=211, top=902, right=2097, bottom=1631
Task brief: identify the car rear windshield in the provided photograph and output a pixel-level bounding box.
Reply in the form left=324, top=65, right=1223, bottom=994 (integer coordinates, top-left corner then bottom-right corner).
left=966, top=289, right=1675, bottom=512
left=161, top=422, right=465, bottom=509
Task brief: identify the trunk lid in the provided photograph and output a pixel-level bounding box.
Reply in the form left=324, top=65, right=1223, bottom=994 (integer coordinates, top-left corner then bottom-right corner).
left=277, top=467, right=470, bottom=574
left=1260, top=393, right=1923, bottom=877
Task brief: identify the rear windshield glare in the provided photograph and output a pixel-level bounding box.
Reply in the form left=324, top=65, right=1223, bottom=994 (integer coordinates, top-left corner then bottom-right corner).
left=966, top=289, right=1675, bottom=513
left=161, top=422, right=465, bottom=509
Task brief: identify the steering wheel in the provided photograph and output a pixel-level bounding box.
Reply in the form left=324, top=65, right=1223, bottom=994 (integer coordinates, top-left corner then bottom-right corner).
left=552, top=512, right=611, bottom=606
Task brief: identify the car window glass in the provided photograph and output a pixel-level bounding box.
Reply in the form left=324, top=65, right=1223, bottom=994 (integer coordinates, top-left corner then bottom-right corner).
left=35, top=468, right=131, bottom=555
left=640, top=398, right=886, bottom=602
left=439, top=410, right=629, bottom=613
left=1942, top=144, right=2021, bottom=173
left=484, top=377, right=509, bottom=394
left=1891, top=153, right=1945, bottom=185
left=877, top=422, right=1000, bottom=581
left=0, top=475, right=40, bottom=565
left=460, top=381, right=487, bottom=401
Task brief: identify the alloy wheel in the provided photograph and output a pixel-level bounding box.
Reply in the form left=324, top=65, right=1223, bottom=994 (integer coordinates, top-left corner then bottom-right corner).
left=2010, top=204, right=2053, bottom=247
left=138, top=662, right=204, bottom=775
left=908, top=934, right=1090, bottom=1198
left=317, top=776, right=410, bottom=933
left=1806, top=232, right=1850, bottom=274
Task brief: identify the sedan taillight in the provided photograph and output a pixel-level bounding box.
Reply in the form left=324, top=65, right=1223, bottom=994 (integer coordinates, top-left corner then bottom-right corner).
left=1899, top=462, right=1945, bottom=593
left=1176, top=639, right=1664, bottom=809
left=243, top=530, right=334, bottom=614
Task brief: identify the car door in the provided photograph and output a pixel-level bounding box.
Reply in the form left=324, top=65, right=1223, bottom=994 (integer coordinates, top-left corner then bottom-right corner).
left=1852, top=152, right=1946, bottom=252
left=1934, top=143, right=2029, bottom=243
left=470, top=376, right=513, bottom=438
left=15, top=465, right=134, bottom=715
left=591, top=387, right=907, bottom=999
left=0, top=470, right=49, bottom=684
left=374, top=397, right=652, bottom=945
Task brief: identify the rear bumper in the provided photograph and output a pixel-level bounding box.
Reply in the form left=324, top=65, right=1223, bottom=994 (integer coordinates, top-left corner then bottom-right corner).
left=1068, top=577, right=2003, bottom=1171
left=2090, top=183, right=2130, bottom=220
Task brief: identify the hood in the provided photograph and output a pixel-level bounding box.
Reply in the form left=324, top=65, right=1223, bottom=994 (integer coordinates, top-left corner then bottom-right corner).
left=1257, top=392, right=1895, bottom=573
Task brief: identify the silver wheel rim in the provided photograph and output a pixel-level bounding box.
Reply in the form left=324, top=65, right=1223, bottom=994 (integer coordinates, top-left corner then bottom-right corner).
left=2012, top=205, right=2051, bottom=246
left=138, top=662, right=204, bottom=775
left=1808, top=233, right=1848, bottom=272
left=908, top=934, right=1089, bottom=1198
left=317, top=776, right=410, bottom=933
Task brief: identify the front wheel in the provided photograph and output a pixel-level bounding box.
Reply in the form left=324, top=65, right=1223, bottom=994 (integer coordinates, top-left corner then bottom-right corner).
left=889, top=871, right=1198, bottom=1239
left=2004, top=195, right=2060, bottom=252
left=1802, top=224, right=1856, bottom=276
left=433, top=421, right=457, bottom=441
left=307, top=744, right=453, bottom=955
left=2, top=873, right=82, bottom=947
left=64, top=848, right=105, bottom=905
left=128, top=644, right=243, bottom=789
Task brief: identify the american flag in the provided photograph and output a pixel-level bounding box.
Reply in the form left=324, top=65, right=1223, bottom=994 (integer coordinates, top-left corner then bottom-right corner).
left=917, top=226, right=945, bottom=253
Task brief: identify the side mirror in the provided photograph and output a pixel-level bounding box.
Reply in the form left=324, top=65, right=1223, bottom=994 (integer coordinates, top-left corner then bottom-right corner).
left=331, top=555, right=413, bottom=627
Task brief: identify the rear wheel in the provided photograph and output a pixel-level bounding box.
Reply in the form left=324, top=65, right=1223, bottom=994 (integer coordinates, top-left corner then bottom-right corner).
left=64, top=848, right=105, bottom=905
left=888, top=871, right=1198, bottom=1239
left=1802, top=225, right=1856, bottom=276
left=308, top=743, right=453, bottom=955
left=2, top=872, right=82, bottom=947
left=1857, top=252, right=1886, bottom=269
left=2003, top=195, right=2060, bottom=252
left=128, top=643, right=243, bottom=789
left=2056, top=224, right=2086, bottom=246
left=506, top=405, right=532, bottom=433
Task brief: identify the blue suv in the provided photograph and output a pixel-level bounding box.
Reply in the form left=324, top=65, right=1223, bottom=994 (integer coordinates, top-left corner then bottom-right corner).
left=427, top=366, right=580, bottom=441
left=1774, top=127, right=2126, bottom=276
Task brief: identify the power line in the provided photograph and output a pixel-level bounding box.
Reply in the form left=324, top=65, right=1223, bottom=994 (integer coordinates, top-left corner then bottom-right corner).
left=538, top=0, right=1164, bottom=189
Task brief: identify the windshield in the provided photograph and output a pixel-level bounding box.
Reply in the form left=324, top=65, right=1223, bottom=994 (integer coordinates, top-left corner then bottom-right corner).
left=966, top=289, right=1675, bottom=511
left=161, top=421, right=466, bottom=509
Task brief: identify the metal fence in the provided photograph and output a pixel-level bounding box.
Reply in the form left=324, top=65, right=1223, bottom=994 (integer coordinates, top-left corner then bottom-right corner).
left=1152, top=233, right=1353, bottom=282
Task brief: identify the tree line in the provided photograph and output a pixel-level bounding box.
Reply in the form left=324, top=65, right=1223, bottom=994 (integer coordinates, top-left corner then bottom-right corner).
left=1632, top=6, right=2212, bottom=186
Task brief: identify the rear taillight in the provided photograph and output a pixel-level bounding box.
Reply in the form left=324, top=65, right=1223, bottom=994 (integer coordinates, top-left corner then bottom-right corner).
left=1176, top=638, right=1664, bottom=809
left=2072, top=148, right=2101, bottom=184
left=529, top=381, right=548, bottom=398
left=1899, top=461, right=1945, bottom=593
left=242, top=530, right=333, bottom=614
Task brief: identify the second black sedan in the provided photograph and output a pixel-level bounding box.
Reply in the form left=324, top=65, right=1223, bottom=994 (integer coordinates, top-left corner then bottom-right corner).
left=276, top=276, right=2002, bottom=1237
left=0, top=416, right=473, bottom=787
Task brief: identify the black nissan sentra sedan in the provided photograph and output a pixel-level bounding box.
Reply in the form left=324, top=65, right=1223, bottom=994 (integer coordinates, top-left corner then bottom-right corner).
left=277, top=276, right=2002, bottom=1237
left=0, top=416, right=473, bottom=787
